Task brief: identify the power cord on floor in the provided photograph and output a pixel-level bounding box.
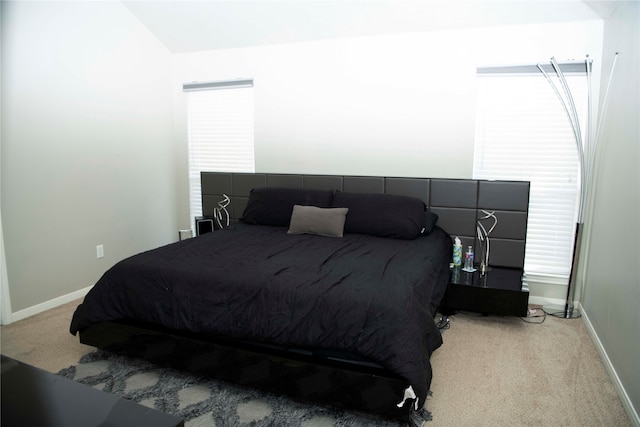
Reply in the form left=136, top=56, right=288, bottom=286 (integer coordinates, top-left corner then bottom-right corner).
left=436, top=306, right=546, bottom=326
left=520, top=307, right=546, bottom=324
left=435, top=314, right=451, bottom=330
left=437, top=307, right=546, bottom=325
left=436, top=315, right=451, bottom=330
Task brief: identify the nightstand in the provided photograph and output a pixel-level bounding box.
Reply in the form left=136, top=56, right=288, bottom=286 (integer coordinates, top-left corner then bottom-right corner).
left=440, top=266, right=529, bottom=316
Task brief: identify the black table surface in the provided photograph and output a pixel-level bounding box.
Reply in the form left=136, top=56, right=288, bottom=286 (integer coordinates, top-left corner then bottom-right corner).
left=1, top=355, right=184, bottom=427
left=449, top=266, right=525, bottom=292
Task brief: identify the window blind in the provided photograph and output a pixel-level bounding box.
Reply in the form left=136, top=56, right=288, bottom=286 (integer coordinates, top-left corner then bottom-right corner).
left=473, top=71, right=587, bottom=284
left=185, top=80, right=254, bottom=230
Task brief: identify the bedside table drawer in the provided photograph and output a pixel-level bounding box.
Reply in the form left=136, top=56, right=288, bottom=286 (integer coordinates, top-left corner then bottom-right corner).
left=440, top=267, right=529, bottom=316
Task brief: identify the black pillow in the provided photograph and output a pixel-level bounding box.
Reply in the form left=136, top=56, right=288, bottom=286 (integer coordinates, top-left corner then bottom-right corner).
left=241, top=187, right=334, bottom=227
left=422, top=210, right=439, bottom=235
left=331, top=191, right=426, bottom=240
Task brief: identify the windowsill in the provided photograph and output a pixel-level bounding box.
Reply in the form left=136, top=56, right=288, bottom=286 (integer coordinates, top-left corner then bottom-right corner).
left=523, top=271, right=569, bottom=287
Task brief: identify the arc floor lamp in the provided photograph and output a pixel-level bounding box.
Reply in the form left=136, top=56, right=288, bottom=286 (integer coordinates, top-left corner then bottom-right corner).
left=540, top=53, right=619, bottom=319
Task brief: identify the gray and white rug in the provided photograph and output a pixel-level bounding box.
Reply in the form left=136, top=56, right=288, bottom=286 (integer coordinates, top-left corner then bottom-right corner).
left=58, top=351, right=416, bottom=427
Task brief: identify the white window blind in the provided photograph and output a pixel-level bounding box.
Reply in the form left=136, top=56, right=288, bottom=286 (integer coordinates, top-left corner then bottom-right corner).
left=185, top=80, right=254, bottom=229
left=473, top=69, right=587, bottom=284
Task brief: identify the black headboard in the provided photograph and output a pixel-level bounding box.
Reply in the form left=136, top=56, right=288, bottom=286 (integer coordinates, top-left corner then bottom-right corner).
left=201, top=172, right=530, bottom=269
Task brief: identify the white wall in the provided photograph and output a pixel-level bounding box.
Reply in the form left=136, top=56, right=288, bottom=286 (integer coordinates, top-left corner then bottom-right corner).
left=580, top=2, right=640, bottom=423
left=1, top=1, right=175, bottom=314
left=174, top=21, right=602, bottom=177
left=172, top=20, right=603, bottom=301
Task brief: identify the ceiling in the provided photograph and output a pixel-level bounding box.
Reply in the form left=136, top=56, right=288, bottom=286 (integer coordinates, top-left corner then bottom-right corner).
left=122, top=1, right=617, bottom=54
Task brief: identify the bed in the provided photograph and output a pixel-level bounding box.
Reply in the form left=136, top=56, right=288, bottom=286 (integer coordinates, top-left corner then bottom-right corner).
left=71, top=173, right=530, bottom=425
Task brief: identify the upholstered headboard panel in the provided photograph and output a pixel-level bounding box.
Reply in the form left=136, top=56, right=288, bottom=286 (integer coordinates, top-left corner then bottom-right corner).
left=201, top=172, right=530, bottom=269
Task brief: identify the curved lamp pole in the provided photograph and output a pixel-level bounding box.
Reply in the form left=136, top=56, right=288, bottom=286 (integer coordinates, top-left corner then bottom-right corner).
left=539, top=54, right=618, bottom=318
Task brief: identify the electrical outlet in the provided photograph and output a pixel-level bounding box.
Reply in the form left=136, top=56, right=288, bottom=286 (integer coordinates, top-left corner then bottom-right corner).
left=96, top=244, right=104, bottom=259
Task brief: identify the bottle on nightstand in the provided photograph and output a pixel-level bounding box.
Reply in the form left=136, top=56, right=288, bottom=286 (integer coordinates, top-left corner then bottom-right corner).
left=463, top=246, right=475, bottom=272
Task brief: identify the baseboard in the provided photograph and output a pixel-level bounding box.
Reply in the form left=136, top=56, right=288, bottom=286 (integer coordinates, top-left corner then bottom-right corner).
left=580, top=303, right=640, bottom=427
left=526, top=278, right=569, bottom=307
left=10, top=286, right=92, bottom=323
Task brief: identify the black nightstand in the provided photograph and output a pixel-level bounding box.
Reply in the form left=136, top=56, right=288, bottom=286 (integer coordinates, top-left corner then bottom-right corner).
left=440, top=266, right=529, bottom=316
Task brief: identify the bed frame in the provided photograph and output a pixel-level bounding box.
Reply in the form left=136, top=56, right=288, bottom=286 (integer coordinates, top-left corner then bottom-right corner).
left=79, top=173, right=529, bottom=424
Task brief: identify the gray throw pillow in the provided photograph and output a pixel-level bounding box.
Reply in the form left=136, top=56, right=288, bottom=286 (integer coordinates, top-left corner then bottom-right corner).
left=287, top=205, right=349, bottom=238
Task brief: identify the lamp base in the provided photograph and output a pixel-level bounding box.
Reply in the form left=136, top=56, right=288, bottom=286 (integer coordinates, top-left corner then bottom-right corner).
left=542, top=304, right=581, bottom=319
left=479, top=263, right=492, bottom=275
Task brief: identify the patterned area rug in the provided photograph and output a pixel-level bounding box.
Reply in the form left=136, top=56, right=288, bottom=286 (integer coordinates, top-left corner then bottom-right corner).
left=58, top=351, right=416, bottom=427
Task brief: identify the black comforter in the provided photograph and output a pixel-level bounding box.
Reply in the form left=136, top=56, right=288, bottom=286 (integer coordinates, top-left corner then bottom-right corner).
left=71, top=223, right=451, bottom=405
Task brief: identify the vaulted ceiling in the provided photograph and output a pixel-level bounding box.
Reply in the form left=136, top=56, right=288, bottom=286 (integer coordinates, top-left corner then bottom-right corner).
left=122, top=0, right=618, bottom=53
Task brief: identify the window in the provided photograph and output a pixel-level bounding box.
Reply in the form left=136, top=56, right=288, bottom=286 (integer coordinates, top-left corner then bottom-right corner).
left=184, top=79, right=254, bottom=230
left=473, top=64, right=588, bottom=285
